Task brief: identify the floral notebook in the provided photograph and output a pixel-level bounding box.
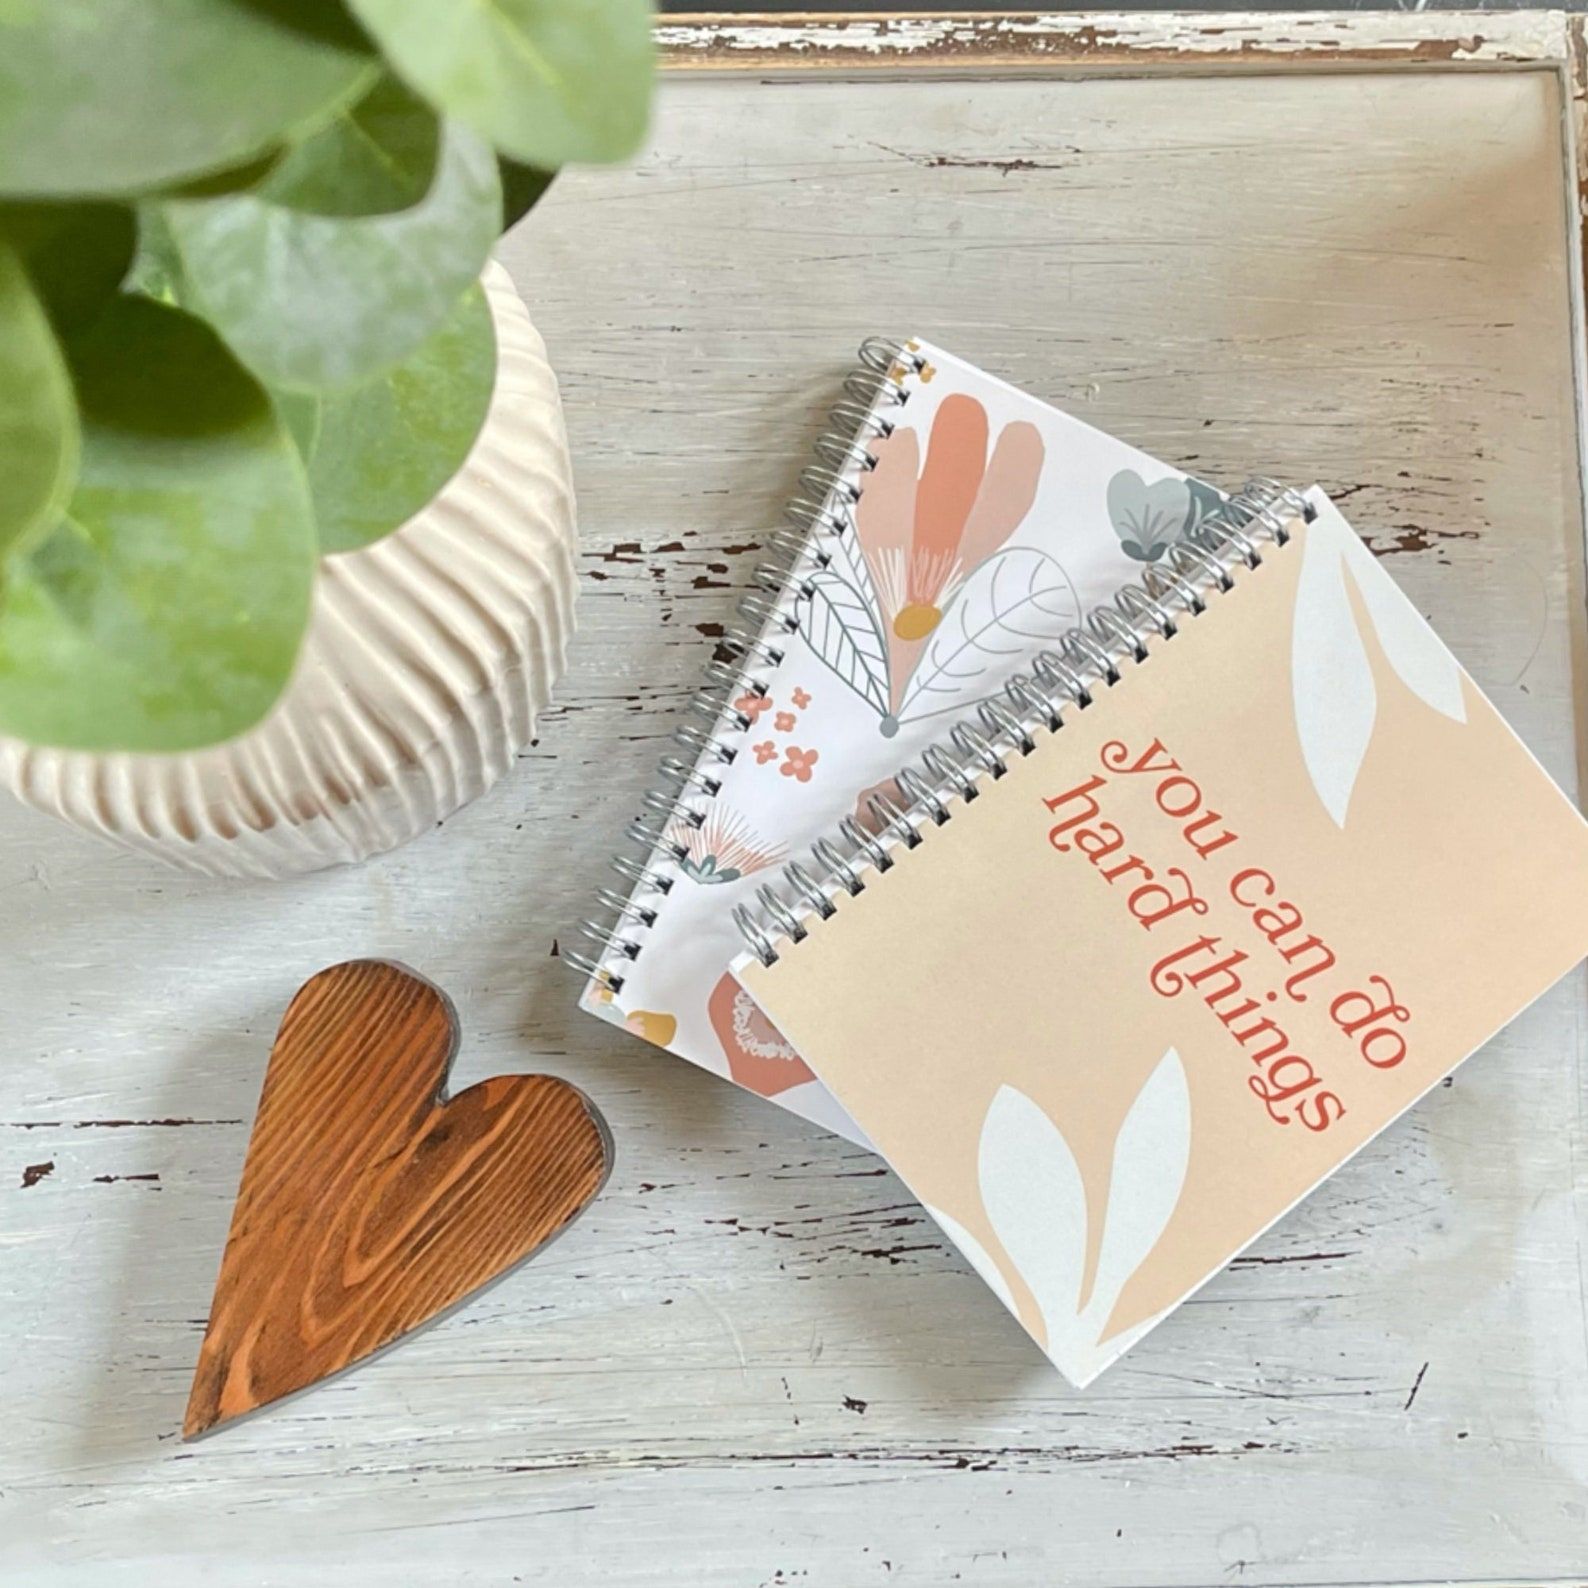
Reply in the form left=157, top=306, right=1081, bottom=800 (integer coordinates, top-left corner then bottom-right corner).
left=733, top=490, right=1588, bottom=1384
left=573, top=339, right=1234, bottom=1141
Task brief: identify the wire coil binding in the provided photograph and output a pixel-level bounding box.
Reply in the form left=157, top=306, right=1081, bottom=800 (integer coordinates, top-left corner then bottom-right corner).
left=565, top=336, right=924, bottom=994
left=731, top=477, right=1313, bottom=967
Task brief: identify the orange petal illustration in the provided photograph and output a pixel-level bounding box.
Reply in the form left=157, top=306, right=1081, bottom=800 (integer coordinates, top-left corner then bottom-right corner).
left=855, top=425, right=920, bottom=613
left=838, top=398, right=1047, bottom=727
left=957, top=420, right=1045, bottom=572
left=909, top=394, right=989, bottom=609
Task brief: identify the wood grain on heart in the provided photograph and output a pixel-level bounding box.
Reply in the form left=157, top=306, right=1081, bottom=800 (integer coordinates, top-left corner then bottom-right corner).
left=184, top=959, right=611, bottom=1439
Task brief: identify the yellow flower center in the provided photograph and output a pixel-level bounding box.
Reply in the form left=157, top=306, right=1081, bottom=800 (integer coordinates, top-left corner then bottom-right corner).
left=893, top=603, right=942, bottom=641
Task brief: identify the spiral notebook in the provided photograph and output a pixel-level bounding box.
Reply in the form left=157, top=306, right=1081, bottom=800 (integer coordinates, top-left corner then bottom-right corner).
left=572, top=338, right=1236, bottom=1141
left=731, top=488, right=1588, bottom=1384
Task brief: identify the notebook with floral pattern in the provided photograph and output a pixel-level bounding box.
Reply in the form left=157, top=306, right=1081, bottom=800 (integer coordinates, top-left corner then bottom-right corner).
left=572, top=339, right=1238, bottom=1142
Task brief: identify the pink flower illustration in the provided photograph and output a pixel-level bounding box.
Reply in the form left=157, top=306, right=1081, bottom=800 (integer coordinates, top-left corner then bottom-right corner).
left=707, top=971, right=814, bottom=1096
left=780, top=746, right=818, bottom=782
left=774, top=710, right=796, bottom=732
left=676, top=805, right=787, bottom=884
left=792, top=687, right=812, bottom=709
left=735, top=691, right=771, bottom=724
left=857, top=394, right=1046, bottom=713
left=752, top=740, right=777, bottom=764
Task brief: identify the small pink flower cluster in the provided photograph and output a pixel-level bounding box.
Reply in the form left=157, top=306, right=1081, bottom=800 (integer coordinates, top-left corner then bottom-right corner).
left=735, top=686, right=818, bottom=783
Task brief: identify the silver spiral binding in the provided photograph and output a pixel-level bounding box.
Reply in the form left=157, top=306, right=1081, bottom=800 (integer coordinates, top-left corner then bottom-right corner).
left=732, top=477, right=1312, bottom=967
left=565, top=336, right=926, bottom=993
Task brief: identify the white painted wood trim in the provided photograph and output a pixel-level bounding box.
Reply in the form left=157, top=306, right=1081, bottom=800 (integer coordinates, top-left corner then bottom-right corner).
left=657, top=10, right=1576, bottom=74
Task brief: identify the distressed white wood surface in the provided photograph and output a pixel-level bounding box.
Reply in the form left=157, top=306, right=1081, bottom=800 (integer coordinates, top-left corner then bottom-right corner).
left=5, top=32, right=1588, bottom=1588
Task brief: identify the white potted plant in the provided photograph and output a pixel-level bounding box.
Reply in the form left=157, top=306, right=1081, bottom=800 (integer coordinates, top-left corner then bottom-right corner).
left=0, top=0, right=653, bottom=876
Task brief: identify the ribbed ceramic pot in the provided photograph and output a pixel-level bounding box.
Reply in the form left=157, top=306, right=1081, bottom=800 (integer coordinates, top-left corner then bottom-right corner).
left=0, top=262, right=577, bottom=879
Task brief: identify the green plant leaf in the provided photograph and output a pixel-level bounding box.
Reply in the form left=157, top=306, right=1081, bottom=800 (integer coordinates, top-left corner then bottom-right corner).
left=346, top=0, right=654, bottom=168
left=0, top=0, right=377, bottom=198
left=164, top=148, right=287, bottom=201
left=0, top=243, right=78, bottom=562
left=165, top=115, right=501, bottom=391
left=500, top=160, right=555, bottom=230
left=0, top=202, right=136, bottom=332
left=125, top=209, right=188, bottom=305
left=0, top=296, right=316, bottom=752
left=258, top=76, right=439, bottom=218
left=283, top=282, right=495, bottom=554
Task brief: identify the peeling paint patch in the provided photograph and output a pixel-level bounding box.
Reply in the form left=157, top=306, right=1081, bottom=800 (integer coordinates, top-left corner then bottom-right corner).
left=1230, top=1248, right=1354, bottom=1268
left=20, top=1160, right=53, bottom=1188
left=1362, top=525, right=1481, bottom=557
left=657, top=14, right=1551, bottom=75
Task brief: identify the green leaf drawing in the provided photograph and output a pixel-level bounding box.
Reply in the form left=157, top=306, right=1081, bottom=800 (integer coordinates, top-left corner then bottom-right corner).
left=0, top=243, right=78, bottom=563
left=347, top=0, right=654, bottom=168
left=0, top=297, right=315, bottom=751
left=281, top=282, right=496, bottom=554
left=165, top=112, right=501, bottom=391
left=0, top=0, right=377, bottom=197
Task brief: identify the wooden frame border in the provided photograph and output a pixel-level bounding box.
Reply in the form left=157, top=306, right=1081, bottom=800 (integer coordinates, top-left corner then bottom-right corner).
left=657, top=8, right=1588, bottom=600
left=655, top=10, right=1585, bottom=293
left=658, top=9, right=1575, bottom=75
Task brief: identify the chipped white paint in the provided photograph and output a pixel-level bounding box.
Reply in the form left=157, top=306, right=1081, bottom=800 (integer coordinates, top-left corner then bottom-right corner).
left=4, top=18, right=1588, bottom=1586
left=658, top=8, right=1573, bottom=68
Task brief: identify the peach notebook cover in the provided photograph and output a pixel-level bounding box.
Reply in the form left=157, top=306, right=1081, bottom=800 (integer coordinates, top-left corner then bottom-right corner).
left=733, top=490, right=1588, bottom=1385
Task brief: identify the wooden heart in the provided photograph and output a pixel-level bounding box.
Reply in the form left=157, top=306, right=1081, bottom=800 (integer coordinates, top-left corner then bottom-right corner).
left=184, top=959, right=611, bottom=1438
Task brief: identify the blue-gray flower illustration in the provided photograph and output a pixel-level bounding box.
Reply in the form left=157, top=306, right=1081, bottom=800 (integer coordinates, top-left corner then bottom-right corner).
left=1107, top=470, right=1225, bottom=562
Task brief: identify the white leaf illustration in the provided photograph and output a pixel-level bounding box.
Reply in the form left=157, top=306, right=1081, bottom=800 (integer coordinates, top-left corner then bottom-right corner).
left=799, top=567, right=891, bottom=716
left=1292, top=521, right=1377, bottom=826
left=1083, top=1047, right=1190, bottom=1342
left=828, top=520, right=884, bottom=614
left=898, top=547, right=1082, bottom=722
left=960, top=1057, right=1196, bottom=1381
left=1338, top=528, right=1467, bottom=724
left=977, top=1083, right=1088, bottom=1348
left=925, top=1203, right=1017, bottom=1315
left=1293, top=512, right=1469, bottom=827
